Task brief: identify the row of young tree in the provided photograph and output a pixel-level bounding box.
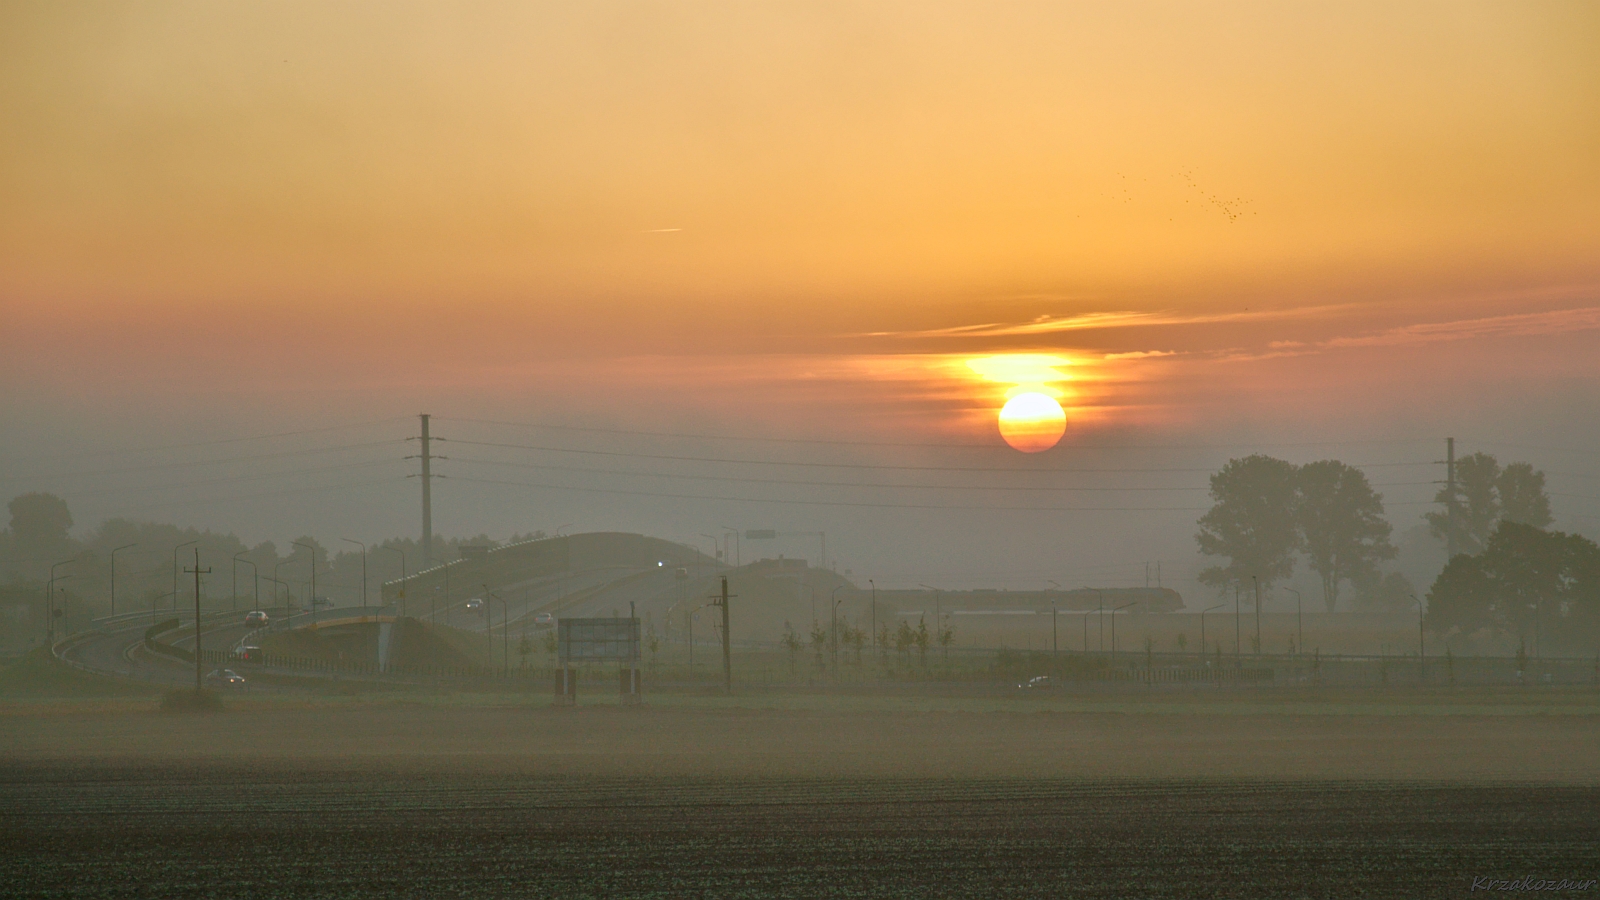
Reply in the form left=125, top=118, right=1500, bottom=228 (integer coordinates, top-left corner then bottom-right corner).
left=1196, top=451, right=1555, bottom=613
left=0, top=491, right=545, bottom=633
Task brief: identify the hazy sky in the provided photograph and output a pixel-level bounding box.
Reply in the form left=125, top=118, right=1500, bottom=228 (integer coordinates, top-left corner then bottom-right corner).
left=3, top=2, right=1597, bottom=595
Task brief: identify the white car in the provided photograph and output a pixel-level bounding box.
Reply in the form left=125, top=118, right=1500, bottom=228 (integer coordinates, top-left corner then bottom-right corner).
left=534, top=613, right=555, bottom=627
left=205, top=668, right=246, bottom=688
left=465, top=598, right=483, bottom=611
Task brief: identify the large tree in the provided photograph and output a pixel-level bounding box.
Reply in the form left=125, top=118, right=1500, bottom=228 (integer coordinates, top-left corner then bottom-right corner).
left=1295, top=461, right=1396, bottom=612
left=5, top=492, right=77, bottom=577
left=1196, top=455, right=1301, bottom=598
left=1425, top=452, right=1552, bottom=557
left=1426, top=521, right=1600, bottom=652
left=1497, top=463, right=1553, bottom=528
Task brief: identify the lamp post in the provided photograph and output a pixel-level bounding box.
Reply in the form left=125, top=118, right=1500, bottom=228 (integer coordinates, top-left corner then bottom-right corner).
left=342, top=538, right=367, bottom=608
left=1410, top=593, right=1426, bottom=684
left=919, top=583, right=943, bottom=664
left=869, top=579, right=877, bottom=659
left=291, top=541, right=317, bottom=625
left=265, top=575, right=286, bottom=609
left=1201, top=603, right=1226, bottom=657
left=831, top=585, right=846, bottom=669
left=485, top=586, right=509, bottom=678
left=172, top=540, right=197, bottom=614
left=109, top=543, right=136, bottom=618
left=718, top=526, right=739, bottom=567
left=1047, top=580, right=1060, bottom=659
left=699, top=533, right=721, bottom=567
left=379, top=546, right=406, bottom=618
left=48, top=559, right=75, bottom=646
left=1094, top=589, right=1104, bottom=652
left=233, top=553, right=258, bottom=615
left=1284, top=588, right=1302, bottom=656
left=831, top=595, right=845, bottom=675
left=1252, top=575, right=1261, bottom=656
left=1234, top=583, right=1241, bottom=658
left=1111, top=602, right=1134, bottom=662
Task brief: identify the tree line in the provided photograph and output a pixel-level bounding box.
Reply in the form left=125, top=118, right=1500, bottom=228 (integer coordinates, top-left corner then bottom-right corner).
left=0, top=491, right=545, bottom=647
left=1196, top=451, right=1555, bottom=613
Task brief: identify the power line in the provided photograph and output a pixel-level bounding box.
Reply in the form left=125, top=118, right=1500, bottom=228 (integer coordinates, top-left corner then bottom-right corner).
left=447, top=474, right=1210, bottom=513
left=4, top=416, right=412, bottom=464
left=448, top=454, right=1436, bottom=494
left=1, top=439, right=406, bottom=484
left=118, top=476, right=408, bottom=515
left=440, top=415, right=1441, bottom=453
left=445, top=437, right=1431, bottom=475
left=58, top=458, right=404, bottom=500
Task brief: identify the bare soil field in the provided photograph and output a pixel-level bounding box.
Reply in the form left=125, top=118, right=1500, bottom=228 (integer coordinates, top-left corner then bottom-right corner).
left=3, top=702, right=1598, bottom=897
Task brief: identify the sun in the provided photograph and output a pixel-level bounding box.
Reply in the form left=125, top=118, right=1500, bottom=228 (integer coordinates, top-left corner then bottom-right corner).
left=998, top=392, right=1066, bottom=452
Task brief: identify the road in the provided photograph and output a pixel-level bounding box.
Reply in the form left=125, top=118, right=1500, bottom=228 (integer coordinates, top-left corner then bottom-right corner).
left=56, top=563, right=725, bottom=688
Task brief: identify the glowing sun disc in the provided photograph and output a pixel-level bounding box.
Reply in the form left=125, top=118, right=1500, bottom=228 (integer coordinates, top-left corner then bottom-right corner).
left=998, top=392, right=1066, bottom=452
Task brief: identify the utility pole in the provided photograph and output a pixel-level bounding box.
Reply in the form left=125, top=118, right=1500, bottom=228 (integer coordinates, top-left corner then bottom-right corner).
left=710, top=576, right=735, bottom=694
left=110, top=543, right=136, bottom=618
left=185, top=549, right=211, bottom=691
left=1445, top=437, right=1458, bottom=559
left=416, top=414, right=435, bottom=567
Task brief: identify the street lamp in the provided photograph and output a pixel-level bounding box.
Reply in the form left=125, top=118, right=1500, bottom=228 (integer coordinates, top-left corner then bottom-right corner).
left=1252, top=575, right=1261, bottom=656
left=1201, top=603, right=1226, bottom=657
left=831, top=585, right=846, bottom=667
left=172, top=540, right=197, bottom=614
left=109, top=543, right=136, bottom=618
left=232, top=553, right=258, bottom=615
left=1284, top=588, right=1302, bottom=656
left=291, top=541, right=317, bottom=625
left=1094, top=589, right=1104, bottom=652
left=831, top=593, right=844, bottom=674
left=1047, top=581, right=1060, bottom=659
left=1409, top=592, right=1426, bottom=684
left=699, top=533, right=721, bottom=567
left=379, top=546, right=406, bottom=618
left=869, top=579, right=877, bottom=660
left=48, top=558, right=75, bottom=646
left=342, top=538, right=367, bottom=608
left=485, top=586, right=509, bottom=678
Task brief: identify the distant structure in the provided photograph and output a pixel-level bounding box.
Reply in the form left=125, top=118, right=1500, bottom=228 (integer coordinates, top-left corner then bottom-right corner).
left=865, top=586, right=1184, bottom=614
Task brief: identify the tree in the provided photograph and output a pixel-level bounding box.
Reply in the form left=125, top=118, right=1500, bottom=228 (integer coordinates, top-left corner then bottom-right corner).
left=781, top=621, right=801, bottom=676
left=1295, top=460, right=1396, bottom=612
left=810, top=620, right=827, bottom=669
left=1353, top=571, right=1416, bottom=613
left=915, top=616, right=930, bottom=670
left=1425, top=453, right=1552, bottom=557
left=7, top=492, right=76, bottom=572
left=895, top=619, right=915, bottom=663
left=517, top=630, right=532, bottom=669
left=1196, top=456, right=1301, bottom=597
left=1426, top=521, right=1600, bottom=652
left=937, top=615, right=955, bottom=661
left=1498, top=463, right=1553, bottom=528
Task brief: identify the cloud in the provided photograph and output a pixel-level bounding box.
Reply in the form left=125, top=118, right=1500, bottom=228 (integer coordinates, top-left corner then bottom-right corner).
left=1103, top=350, right=1179, bottom=360
left=858, top=305, right=1353, bottom=339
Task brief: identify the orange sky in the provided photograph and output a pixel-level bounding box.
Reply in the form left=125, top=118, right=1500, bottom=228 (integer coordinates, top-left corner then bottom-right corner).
left=3, top=1, right=1598, bottom=446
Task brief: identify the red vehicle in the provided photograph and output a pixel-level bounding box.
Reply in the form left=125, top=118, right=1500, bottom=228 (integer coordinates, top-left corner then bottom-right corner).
left=244, top=610, right=269, bottom=627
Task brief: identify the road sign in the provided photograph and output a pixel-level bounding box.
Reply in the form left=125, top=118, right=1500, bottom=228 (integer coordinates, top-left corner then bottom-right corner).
left=744, top=529, right=777, bottom=540
left=558, top=617, right=640, bottom=663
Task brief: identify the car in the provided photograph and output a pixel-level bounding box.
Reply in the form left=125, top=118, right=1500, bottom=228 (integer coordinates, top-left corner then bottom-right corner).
left=1017, top=675, right=1059, bottom=690
left=311, top=596, right=334, bottom=608
left=244, top=610, right=269, bottom=626
left=465, top=598, right=483, bottom=611
left=237, top=645, right=263, bottom=663
left=534, top=613, right=554, bottom=627
left=205, top=668, right=246, bottom=688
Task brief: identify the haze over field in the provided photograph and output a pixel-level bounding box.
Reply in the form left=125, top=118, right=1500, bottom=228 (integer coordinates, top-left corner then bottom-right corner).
left=2, top=1, right=1597, bottom=598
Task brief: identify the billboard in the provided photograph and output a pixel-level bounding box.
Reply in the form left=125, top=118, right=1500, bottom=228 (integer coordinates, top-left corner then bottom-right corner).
left=558, top=617, right=640, bottom=663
